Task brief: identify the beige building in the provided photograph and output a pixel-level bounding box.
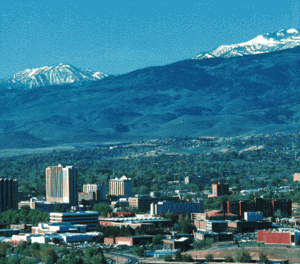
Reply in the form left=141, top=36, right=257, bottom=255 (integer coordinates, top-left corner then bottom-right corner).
left=110, top=176, right=132, bottom=197
left=293, top=173, right=300, bottom=182
left=46, top=164, right=78, bottom=206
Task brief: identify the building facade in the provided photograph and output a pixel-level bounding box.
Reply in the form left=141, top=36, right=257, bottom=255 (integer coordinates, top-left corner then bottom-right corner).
left=0, top=178, right=18, bottom=212
left=223, top=198, right=292, bottom=217
left=50, top=211, right=99, bottom=231
left=209, top=182, right=229, bottom=197
left=293, top=173, right=300, bottom=182
left=128, top=196, right=180, bottom=212
left=46, top=164, right=78, bottom=206
left=257, top=228, right=300, bottom=245
left=78, top=182, right=106, bottom=205
left=110, top=176, right=132, bottom=197
left=83, top=183, right=106, bottom=201
left=150, top=201, right=203, bottom=215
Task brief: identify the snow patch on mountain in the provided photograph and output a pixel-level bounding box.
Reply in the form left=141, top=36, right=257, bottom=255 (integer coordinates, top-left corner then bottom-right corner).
left=1, top=63, right=108, bottom=89
left=193, top=28, right=300, bottom=60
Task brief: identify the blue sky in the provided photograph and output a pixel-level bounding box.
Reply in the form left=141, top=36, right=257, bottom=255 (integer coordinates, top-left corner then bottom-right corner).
left=0, top=1, right=299, bottom=78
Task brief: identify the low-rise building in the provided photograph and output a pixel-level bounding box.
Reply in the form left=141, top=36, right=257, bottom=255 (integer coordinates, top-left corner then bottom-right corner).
left=163, top=237, right=193, bottom=251
left=32, top=222, right=87, bottom=234
left=150, top=201, right=203, bottom=215
left=128, top=196, right=180, bottom=212
left=104, top=235, right=153, bottom=246
left=50, top=211, right=99, bottom=231
left=257, top=228, right=300, bottom=245
left=99, top=216, right=172, bottom=229
left=244, top=211, right=263, bottom=221
left=192, top=210, right=239, bottom=221
left=194, top=230, right=233, bottom=242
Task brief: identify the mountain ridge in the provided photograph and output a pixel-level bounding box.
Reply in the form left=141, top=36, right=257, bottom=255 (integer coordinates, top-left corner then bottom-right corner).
left=0, top=63, right=108, bottom=89
left=193, top=28, right=300, bottom=60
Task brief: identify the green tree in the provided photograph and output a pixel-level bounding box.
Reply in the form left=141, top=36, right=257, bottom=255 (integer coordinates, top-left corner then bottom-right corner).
left=152, top=234, right=163, bottom=244
left=53, top=204, right=66, bottom=212
left=174, top=250, right=182, bottom=262
left=41, top=247, right=58, bottom=264
left=92, top=203, right=112, bottom=217
left=224, top=255, right=235, bottom=262
left=163, top=255, right=172, bottom=261
left=182, top=254, right=193, bottom=262
left=205, top=253, right=214, bottom=262
left=132, top=247, right=145, bottom=257
left=236, top=250, right=252, bottom=263
left=259, top=252, right=268, bottom=264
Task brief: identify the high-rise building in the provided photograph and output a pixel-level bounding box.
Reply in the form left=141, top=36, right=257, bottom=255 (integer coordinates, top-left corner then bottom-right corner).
left=83, top=183, right=106, bottom=201
left=110, top=176, right=132, bottom=197
left=0, top=178, right=18, bottom=212
left=209, top=182, right=230, bottom=197
left=46, top=164, right=78, bottom=206
left=78, top=182, right=106, bottom=205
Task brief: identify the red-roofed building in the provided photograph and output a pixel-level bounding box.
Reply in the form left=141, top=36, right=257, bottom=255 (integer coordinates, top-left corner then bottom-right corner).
left=191, top=210, right=239, bottom=221
left=107, top=211, right=135, bottom=218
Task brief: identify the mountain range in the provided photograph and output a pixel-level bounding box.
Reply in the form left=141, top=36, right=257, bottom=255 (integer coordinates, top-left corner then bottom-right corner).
left=0, top=63, right=107, bottom=89
left=1, top=29, right=300, bottom=149
left=193, top=28, right=300, bottom=59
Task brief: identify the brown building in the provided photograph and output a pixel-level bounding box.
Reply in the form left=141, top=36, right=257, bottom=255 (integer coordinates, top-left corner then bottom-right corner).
left=191, top=210, right=239, bottom=221
left=257, top=229, right=299, bottom=245
left=223, top=198, right=292, bottom=217
left=228, top=220, right=272, bottom=233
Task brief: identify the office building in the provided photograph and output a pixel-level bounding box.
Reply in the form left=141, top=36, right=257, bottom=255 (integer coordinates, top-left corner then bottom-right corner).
left=0, top=178, right=18, bottom=212
left=128, top=196, right=180, bottom=212
left=222, top=198, right=292, bottom=217
left=150, top=201, right=203, bottom=215
left=50, top=211, right=99, bottom=231
left=184, top=176, right=210, bottom=185
left=110, top=176, right=132, bottom=197
left=46, top=164, right=78, bottom=206
left=209, top=182, right=229, bottom=197
left=79, top=182, right=106, bottom=202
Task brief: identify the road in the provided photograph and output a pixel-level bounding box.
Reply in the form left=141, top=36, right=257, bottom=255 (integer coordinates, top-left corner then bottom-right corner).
left=104, top=252, right=140, bottom=264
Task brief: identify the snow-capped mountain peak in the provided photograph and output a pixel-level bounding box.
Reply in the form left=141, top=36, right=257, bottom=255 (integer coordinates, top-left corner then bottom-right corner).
left=193, top=28, right=300, bottom=60
left=1, top=63, right=108, bottom=89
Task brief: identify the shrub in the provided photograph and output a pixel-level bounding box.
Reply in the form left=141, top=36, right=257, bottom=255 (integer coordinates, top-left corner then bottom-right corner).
left=205, top=253, right=214, bottom=262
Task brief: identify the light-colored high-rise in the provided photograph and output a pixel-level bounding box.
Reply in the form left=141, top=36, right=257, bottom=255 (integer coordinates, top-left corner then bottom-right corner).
left=82, top=183, right=106, bottom=201
left=110, top=176, right=132, bottom=197
left=46, top=164, right=78, bottom=206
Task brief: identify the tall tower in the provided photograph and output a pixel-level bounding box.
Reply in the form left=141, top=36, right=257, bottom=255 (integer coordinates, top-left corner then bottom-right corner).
left=0, top=178, right=18, bottom=212
left=46, top=164, right=78, bottom=206
left=110, top=176, right=132, bottom=197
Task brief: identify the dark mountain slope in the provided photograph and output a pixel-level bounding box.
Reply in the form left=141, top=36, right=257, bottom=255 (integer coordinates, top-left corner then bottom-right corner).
left=1, top=47, right=300, bottom=148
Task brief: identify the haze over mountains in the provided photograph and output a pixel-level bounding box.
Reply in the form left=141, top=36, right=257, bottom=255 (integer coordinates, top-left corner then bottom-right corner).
left=1, top=29, right=300, bottom=149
